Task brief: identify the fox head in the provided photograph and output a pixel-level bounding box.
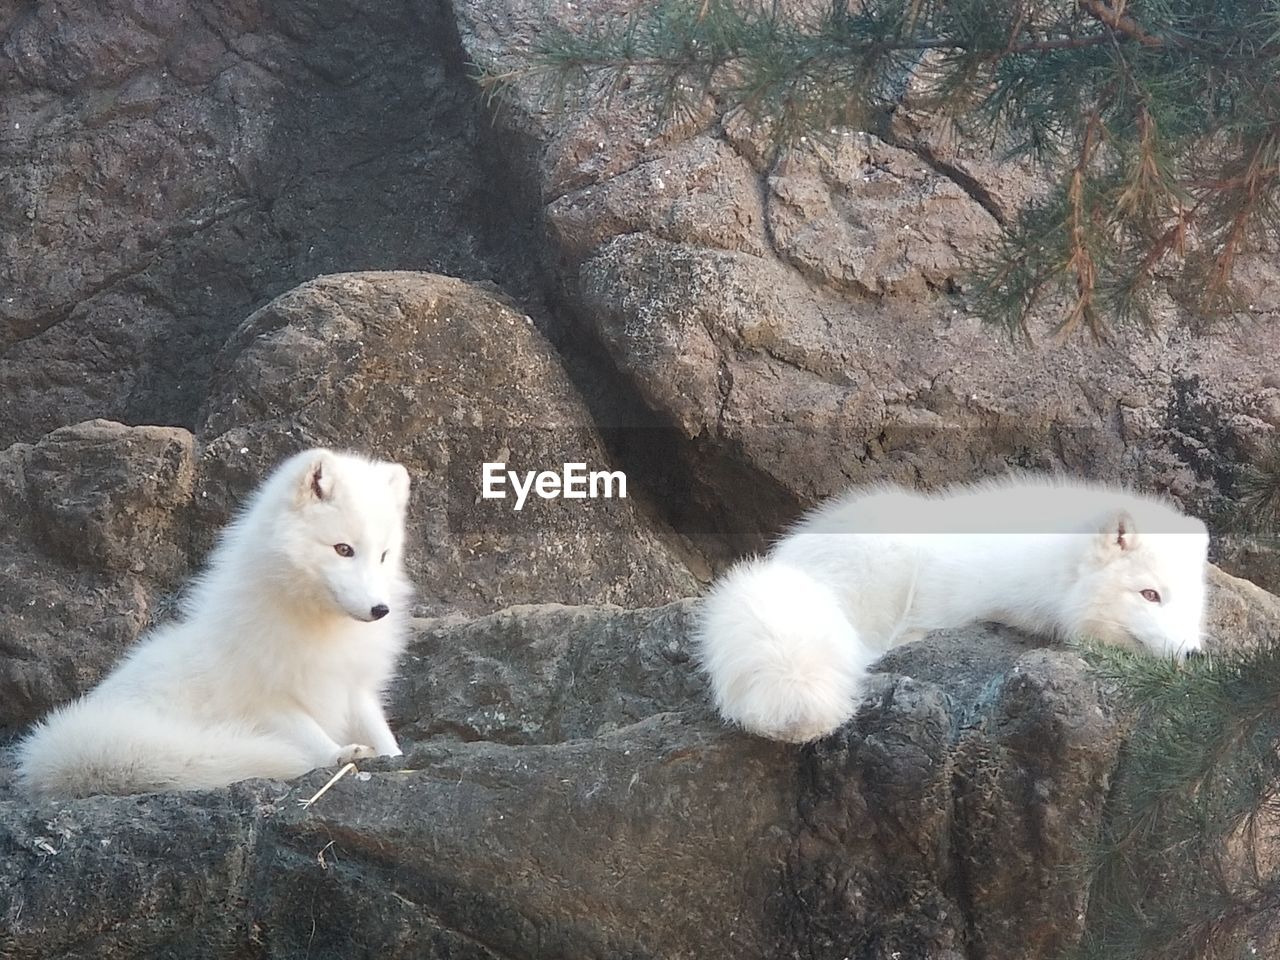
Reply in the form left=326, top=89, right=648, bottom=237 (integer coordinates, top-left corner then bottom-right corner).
left=274, top=449, right=413, bottom=623
left=1068, top=508, right=1209, bottom=660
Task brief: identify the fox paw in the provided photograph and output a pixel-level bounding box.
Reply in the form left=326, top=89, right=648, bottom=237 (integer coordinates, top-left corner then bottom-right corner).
left=335, top=743, right=376, bottom=764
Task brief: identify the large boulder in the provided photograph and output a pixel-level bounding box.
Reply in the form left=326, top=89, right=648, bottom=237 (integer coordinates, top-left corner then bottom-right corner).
left=0, top=605, right=1114, bottom=960
left=194, top=270, right=699, bottom=614
left=0, top=271, right=699, bottom=734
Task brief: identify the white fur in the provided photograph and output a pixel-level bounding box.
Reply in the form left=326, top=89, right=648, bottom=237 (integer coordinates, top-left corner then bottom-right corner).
left=696, top=475, right=1210, bottom=743
left=16, top=448, right=414, bottom=798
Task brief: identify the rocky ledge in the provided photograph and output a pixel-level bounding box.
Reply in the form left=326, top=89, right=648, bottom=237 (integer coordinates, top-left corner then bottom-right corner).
left=3, top=570, right=1279, bottom=960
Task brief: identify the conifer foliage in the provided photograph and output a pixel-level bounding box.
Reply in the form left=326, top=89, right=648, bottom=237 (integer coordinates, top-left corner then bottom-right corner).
left=500, top=0, right=1280, bottom=339
left=1078, top=640, right=1280, bottom=959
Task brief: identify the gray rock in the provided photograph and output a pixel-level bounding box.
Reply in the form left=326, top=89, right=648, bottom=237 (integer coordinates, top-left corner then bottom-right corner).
left=195, top=271, right=699, bottom=615
left=24, top=420, right=196, bottom=582
left=0, top=273, right=698, bottom=733
left=0, top=0, right=544, bottom=448
left=0, top=421, right=195, bottom=734
left=764, top=132, right=1000, bottom=299
left=2, top=548, right=1270, bottom=959
left=3, top=597, right=1137, bottom=960
left=453, top=0, right=1280, bottom=571
left=390, top=600, right=710, bottom=743
left=2, top=2, right=1277, bottom=958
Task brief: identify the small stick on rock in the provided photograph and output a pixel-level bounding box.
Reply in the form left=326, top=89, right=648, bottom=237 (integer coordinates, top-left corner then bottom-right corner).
left=300, top=762, right=358, bottom=810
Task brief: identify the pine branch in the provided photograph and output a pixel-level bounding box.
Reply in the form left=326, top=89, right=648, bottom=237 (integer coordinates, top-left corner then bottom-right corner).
left=1231, top=436, right=1280, bottom=535
left=1073, top=639, right=1280, bottom=959
left=494, top=0, right=1280, bottom=336
left=1077, top=0, right=1168, bottom=48
left=1061, top=110, right=1104, bottom=339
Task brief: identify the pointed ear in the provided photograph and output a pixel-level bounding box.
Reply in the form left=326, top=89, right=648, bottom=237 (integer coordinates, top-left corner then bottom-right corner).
left=299, top=450, right=337, bottom=503
left=1098, top=508, right=1138, bottom=553
left=386, top=462, right=411, bottom=508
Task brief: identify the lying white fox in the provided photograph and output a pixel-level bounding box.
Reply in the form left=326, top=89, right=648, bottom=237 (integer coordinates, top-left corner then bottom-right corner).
left=696, top=475, right=1209, bottom=743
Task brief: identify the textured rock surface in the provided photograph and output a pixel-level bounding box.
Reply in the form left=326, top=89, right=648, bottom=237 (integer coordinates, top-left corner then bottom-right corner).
left=579, top=165, right=1279, bottom=542
left=0, top=272, right=702, bottom=734
left=0, top=420, right=195, bottom=734
left=3, top=0, right=1280, bottom=957
left=0, top=0, right=542, bottom=448
left=390, top=601, right=709, bottom=743
left=0, top=601, right=1115, bottom=960
left=453, top=0, right=1280, bottom=560
left=6, top=0, right=1278, bottom=568
left=194, top=270, right=698, bottom=613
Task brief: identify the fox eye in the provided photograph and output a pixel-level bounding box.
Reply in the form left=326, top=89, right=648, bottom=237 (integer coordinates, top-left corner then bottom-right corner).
left=381, top=550, right=388, bottom=564
left=334, top=543, right=354, bottom=558
left=1140, top=588, right=1161, bottom=603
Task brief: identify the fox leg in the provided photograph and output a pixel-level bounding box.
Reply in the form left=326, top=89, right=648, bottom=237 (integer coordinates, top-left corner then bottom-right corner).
left=266, top=710, right=370, bottom=767
left=350, top=691, right=402, bottom=757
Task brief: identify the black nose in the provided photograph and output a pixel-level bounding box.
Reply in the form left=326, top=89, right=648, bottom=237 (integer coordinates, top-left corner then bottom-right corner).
left=1184, top=649, right=1205, bottom=660
left=370, top=604, right=390, bottom=620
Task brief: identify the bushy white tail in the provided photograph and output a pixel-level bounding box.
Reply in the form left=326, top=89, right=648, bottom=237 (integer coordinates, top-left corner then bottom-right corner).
left=16, top=700, right=314, bottom=798
left=695, top=558, right=875, bottom=743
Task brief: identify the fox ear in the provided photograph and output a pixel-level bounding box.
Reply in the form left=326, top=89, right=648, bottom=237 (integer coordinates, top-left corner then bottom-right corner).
left=1098, top=508, right=1138, bottom=553
left=300, top=451, right=336, bottom=503
left=386, top=462, right=411, bottom=508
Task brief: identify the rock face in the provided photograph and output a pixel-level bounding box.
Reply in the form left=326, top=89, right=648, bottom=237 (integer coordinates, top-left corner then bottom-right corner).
left=0, top=602, right=1113, bottom=960
left=5, top=0, right=1279, bottom=562
left=453, top=0, right=1280, bottom=558
left=0, top=421, right=196, bottom=734
left=1, top=568, right=1273, bottom=960
left=0, top=0, right=543, bottom=449
left=4, top=0, right=1280, bottom=957
left=576, top=156, right=1277, bottom=541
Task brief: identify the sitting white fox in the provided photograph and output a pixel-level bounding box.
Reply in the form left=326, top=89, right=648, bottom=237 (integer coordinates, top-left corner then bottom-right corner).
left=17, top=448, right=413, bottom=797
left=696, top=475, right=1210, bottom=743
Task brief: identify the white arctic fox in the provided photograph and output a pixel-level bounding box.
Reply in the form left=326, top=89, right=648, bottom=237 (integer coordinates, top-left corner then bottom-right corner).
left=16, top=448, right=414, bottom=797
left=696, top=475, right=1210, bottom=744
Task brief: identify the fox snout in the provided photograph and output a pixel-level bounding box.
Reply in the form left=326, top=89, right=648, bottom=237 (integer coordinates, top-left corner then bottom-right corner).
left=326, top=571, right=398, bottom=623
left=328, top=582, right=395, bottom=622
left=345, top=600, right=391, bottom=623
